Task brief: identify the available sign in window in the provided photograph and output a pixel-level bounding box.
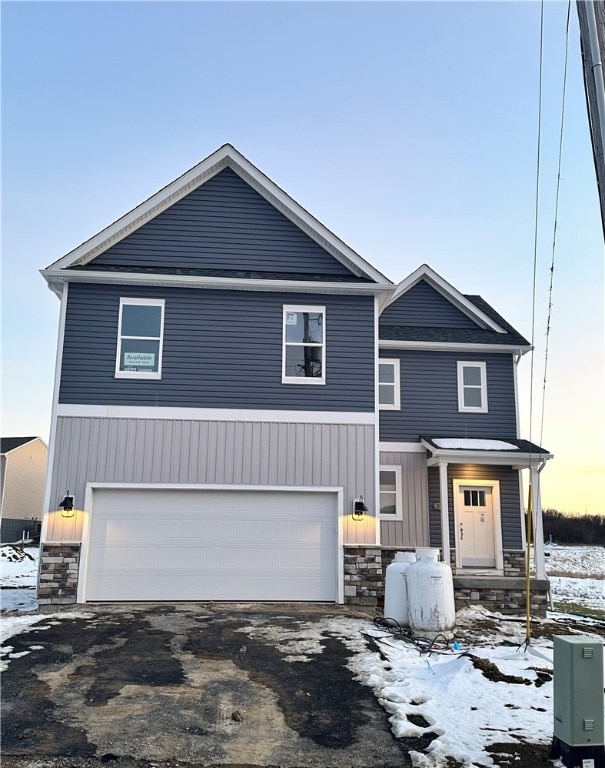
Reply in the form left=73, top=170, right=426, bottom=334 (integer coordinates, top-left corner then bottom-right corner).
left=116, top=299, right=164, bottom=377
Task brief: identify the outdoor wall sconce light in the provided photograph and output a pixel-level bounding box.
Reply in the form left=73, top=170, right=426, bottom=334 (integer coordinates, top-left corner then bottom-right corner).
left=352, top=495, right=368, bottom=522
left=59, top=492, right=75, bottom=518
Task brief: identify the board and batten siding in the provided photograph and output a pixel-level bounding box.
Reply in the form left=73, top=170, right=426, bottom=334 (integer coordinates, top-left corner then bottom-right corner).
left=427, top=465, right=522, bottom=550
left=379, top=350, right=517, bottom=441
left=380, top=280, right=479, bottom=329
left=59, top=283, right=375, bottom=411
left=46, top=416, right=376, bottom=546
left=82, top=167, right=358, bottom=278
left=379, top=451, right=429, bottom=548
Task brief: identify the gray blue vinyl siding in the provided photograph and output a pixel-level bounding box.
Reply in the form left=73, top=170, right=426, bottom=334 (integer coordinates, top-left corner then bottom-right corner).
left=81, top=168, right=358, bottom=279
left=380, top=280, right=479, bottom=329
left=59, top=283, right=375, bottom=411
left=379, top=350, right=517, bottom=441
left=428, top=465, right=522, bottom=549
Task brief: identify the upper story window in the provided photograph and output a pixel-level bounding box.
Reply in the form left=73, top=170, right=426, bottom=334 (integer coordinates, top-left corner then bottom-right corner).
left=379, top=465, right=403, bottom=520
left=115, top=298, right=165, bottom=379
left=282, top=306, right=325, bottom=384
left=457, top=361, right=488, bottom=413
left=379, top=358, right=400, bottom=410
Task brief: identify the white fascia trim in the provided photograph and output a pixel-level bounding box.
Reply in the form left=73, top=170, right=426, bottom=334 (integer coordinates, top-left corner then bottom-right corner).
left=379, top=340, right=531, bottom=354
left=45, top=144, right=391, bottom=284
left=423, top=447, right=554, bottom=468
left=379, top=264, right=507, bottom=333
left=379, top=442, right=426, bottom=453
left=40, top=268, right=392, bottom=297
left=56, top=403, right=377, bottom=425
left=41, top=282, right=69, bottom=543
left=373, top=294, right=381, bottom=545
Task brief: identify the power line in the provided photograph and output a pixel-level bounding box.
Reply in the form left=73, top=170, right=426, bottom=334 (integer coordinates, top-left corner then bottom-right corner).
left=540, top=0, right=572, bottom=449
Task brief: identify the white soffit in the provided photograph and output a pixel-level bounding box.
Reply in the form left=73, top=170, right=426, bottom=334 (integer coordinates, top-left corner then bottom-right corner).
left=45, top=144, right=391, bottom=285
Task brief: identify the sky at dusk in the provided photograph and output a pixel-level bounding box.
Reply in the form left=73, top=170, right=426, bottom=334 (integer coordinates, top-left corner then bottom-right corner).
left=2, top=1, right=603, bottom=515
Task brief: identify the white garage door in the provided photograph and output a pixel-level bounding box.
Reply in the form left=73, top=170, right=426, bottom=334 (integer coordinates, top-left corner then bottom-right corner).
left=83, top=488, right=339, bottom=602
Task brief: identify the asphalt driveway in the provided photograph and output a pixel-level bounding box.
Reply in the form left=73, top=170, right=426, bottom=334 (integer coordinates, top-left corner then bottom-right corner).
left=1, top=603, right=431, bottom=768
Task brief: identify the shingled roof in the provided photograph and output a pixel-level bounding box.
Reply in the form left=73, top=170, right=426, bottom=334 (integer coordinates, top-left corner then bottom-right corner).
left=0, top=437, right=39, bottom=454
left=379, top=295, right=530, bottom=348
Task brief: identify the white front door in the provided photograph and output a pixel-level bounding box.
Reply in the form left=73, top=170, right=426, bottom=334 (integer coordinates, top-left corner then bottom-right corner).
left=457, top=485, right=496, bottom=567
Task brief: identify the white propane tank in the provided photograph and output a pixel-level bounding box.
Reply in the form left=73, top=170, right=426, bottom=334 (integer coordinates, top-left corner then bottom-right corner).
left=405, top=548, right=456, bottom=640
left=384, top=551, right=416, bottom=626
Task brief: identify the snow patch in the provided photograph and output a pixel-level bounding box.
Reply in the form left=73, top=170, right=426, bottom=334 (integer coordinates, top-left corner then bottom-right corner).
left=432, top=438, right=518, bottom=450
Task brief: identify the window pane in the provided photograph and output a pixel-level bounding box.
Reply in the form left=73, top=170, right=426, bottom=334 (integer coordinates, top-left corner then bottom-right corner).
left=380, top=492, right=397, bottom=515
left=285, top=312, right=323, bottom=343
left=464, top=387, right=483, bottom=408
left=380, top=470, right=396, bottom=488
left=121, top=304, right=162, bottom=337
left=284, top=346, right=323, bottom=378
left=478, top=491, right=486, bottom=506
left=463, top=366, right=482, bottom=386
left=120, top=338, right=160, bottom=372
left=379, top=384, right=395, bottom=405
left=379, top=363, right=395, bottom=384
left=464, top=490, right=471, bottom=506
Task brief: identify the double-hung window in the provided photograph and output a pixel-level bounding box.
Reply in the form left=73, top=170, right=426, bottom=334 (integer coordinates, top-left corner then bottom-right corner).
left=282, top=305, right=325, bottom=384
left=379, top=465, right=403, bottom=520
left=457, top=361, right=487, bottom=412
left=378, top=358, right=400, bottom=409
left=115, top=298, right=165, bottom=379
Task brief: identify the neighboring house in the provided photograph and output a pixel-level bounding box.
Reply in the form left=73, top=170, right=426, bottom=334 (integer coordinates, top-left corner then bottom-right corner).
left=38, top=144, right=552, bottom=611
left=1, top=437, right=48, bottom=543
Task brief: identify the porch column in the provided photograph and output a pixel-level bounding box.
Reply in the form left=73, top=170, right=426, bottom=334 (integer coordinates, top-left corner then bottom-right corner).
left=531, top=465, right=546, bottom=579
left=438, top=460, right=450, bottom=565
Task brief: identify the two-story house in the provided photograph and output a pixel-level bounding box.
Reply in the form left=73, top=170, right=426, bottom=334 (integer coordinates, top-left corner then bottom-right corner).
left=38, top=144, right=551, bottom=612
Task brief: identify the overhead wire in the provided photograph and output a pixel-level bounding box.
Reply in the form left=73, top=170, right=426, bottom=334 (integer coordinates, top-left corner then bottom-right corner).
left=539, top=0, right=572, bottom=449
left=525, top=0, right=546, bottom=648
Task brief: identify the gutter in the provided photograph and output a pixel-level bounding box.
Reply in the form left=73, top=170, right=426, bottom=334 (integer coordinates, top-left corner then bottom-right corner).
left=40, top=269, right=395, bottom=298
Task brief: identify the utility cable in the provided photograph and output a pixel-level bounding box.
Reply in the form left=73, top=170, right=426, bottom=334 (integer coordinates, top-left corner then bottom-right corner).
left=539, top=0, right=571, bottom=448
left=526, top=0, right=546, bottom=647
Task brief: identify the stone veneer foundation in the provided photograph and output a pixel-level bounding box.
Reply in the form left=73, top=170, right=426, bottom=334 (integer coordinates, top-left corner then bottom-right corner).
left=37, top=543, right=547, bottom=614
left=38, top=544, right=80, bottom=605
left=344, top=545, right=549, bottom=616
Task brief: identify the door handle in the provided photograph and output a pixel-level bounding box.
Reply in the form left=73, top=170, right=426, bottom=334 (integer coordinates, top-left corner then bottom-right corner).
left=459, top=523, right=464, bottom=540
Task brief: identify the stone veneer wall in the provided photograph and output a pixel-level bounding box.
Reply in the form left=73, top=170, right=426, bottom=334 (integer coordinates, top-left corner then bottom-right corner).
left=38, top=544, right=80, bottom=605
left=344, top=545, right=548, bottom=616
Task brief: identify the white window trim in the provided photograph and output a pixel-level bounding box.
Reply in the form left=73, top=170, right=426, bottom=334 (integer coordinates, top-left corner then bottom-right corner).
left=379, top=464, right=403, bottom=521
left=282, top=305, right=326, bottom=385
left=457, top=361, right=488, bottom=413
left=115, top=297, right=165, bottom=380
left=378, top=358, right=401, bottom=410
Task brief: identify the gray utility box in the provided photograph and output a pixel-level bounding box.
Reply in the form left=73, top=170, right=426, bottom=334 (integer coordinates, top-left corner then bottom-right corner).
left=553, top=635, right=604, bottom=747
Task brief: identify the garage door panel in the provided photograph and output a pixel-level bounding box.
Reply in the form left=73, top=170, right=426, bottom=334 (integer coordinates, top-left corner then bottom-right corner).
left=85, top=489, right=338, bottom=601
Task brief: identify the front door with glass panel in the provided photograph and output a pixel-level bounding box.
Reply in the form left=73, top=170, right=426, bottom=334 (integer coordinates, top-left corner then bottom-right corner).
left=457, top=486, right=496, bottom=567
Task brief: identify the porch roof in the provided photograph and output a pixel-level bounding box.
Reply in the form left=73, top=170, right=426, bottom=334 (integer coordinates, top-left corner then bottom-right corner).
left=420, top=436, right=553, bottom=468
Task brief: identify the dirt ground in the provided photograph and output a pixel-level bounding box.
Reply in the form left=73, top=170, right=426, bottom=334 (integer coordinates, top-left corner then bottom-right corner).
left=2, top=603, right=603, bottom=768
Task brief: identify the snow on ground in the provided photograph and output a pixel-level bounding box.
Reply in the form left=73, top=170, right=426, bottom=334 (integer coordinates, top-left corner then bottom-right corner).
left=544, top=544, right=605, bottom=578
left=1, top=545, right=39, bottom=587
left=1, top=543, right=603, bottom=766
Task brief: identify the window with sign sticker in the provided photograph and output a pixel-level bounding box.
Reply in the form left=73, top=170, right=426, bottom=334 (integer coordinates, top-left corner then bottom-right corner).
left=115, top=298, right=165, bottom=379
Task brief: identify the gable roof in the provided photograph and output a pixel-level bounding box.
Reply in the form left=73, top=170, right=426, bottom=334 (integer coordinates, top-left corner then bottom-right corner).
left=44, top=144, right=391, bottom=285
left=379, top=264, right=507, bottom=333
left=0, top=436, right=44, bottom=454
left=378, top=264, right=530, bottom=352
